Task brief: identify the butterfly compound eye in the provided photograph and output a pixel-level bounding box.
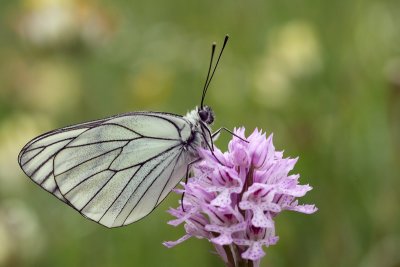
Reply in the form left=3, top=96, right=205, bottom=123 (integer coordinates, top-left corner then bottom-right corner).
left=198, top=106, right=214, bottom=125
left=199, top=109, right=208, bottom=121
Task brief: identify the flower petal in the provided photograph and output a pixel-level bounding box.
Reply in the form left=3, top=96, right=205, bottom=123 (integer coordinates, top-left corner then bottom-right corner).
left=210, top=188, right=232, bottom=207
left=251, top=207, right=274, bottom=228
left=241, top=242, right=265, bottom=261
left=287, top=204, right=318, bottom=214
left=163, top=234, right=191, bottom=248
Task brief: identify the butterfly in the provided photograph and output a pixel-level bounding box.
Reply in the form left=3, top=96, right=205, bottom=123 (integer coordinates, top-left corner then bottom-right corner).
left=18, top=35, right=239, bottom=228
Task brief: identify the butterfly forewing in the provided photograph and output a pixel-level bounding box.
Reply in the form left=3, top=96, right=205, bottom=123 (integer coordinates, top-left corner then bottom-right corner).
left=18, top=112, right=197, bottom=228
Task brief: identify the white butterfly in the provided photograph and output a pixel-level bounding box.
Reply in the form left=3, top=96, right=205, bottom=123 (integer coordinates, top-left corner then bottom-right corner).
left=18, top=35, right=235, bottom=228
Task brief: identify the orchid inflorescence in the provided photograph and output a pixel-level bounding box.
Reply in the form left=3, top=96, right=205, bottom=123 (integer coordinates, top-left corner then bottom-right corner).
left=164, top=128, right=317, bottom=267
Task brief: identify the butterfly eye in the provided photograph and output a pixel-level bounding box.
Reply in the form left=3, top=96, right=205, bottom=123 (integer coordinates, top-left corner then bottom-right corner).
left=198, top=107, right=214, bottom=125
left=199, top=110, right=209, bottom=121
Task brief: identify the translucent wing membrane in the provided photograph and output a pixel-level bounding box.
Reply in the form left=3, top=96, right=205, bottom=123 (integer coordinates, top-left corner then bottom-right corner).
left=18, top=112, right=194, bottom=227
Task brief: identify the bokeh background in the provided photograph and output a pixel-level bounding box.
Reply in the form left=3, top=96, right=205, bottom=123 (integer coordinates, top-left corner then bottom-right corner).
left=0, top=0, right=399, bottom=266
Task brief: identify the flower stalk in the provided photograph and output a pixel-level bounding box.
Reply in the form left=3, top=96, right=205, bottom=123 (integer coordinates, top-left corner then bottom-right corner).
left=164, top=128, right=317, bottom=266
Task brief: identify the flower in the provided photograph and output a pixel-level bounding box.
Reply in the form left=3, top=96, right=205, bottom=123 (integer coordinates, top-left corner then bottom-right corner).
left=164, top=128, right=317, bottom=267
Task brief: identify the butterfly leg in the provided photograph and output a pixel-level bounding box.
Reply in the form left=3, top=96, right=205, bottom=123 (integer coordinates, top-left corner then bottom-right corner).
left=181, top=158, right=202, bottom=212
left=212, top=127, right=248, bottom=143
left=197, top=130, right=226, bottom=166
left=200, top=123, right=215, bottom=151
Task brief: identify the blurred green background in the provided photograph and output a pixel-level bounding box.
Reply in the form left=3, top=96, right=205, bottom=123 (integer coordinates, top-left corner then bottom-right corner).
left=1, top=0, right=400, bottom=266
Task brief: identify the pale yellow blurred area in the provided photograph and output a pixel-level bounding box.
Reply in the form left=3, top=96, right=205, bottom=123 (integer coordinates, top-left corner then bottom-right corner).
left=16, top=0, right=115, bottom=47
left=254, top=21, right=322, bottom=108
left=0, top=220, right=11, bottom=266
left=0, top=114, right=52, bottom=193
left=129, top=64, right=174, bottom=109
left=354, top=3, right=400, bottom=67
left=10, top=60, right=81, bottom=113
left=0, top=200, right=45, bottom=267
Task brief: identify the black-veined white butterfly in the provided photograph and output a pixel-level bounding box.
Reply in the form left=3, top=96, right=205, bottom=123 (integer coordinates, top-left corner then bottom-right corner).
left=18, top=35, right=238, bottom=228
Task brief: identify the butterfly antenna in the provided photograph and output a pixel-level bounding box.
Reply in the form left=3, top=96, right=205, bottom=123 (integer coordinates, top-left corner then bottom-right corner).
left=201, top=35, right=229, bottom=107
left=201, top=43, right=216, bottom=109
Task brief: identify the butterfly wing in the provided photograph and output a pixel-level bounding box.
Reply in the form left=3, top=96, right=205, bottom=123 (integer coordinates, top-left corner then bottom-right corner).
left=18, top=119, right=110, bottom=202
left=18, top=112, right=195, bottom=228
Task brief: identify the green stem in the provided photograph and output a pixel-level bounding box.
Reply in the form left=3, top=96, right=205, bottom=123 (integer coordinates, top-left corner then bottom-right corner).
left=232, top=244, right=241, bottom=266
left=233, top=245, right=249, bottom=267
left=223, top=245, right=235, bottom=267
left=235, top=167, right=255, bottom=267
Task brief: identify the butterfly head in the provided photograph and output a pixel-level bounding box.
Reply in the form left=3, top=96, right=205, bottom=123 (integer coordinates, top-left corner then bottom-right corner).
left=198, top=105, right=214, bottom=125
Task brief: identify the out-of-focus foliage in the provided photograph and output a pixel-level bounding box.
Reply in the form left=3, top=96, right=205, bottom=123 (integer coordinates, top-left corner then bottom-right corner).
left=0, top=0, right=399, bottom=266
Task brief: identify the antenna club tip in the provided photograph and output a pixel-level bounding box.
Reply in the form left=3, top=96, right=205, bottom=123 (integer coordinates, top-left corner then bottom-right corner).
left=223, top=35, right=229, bottom=45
